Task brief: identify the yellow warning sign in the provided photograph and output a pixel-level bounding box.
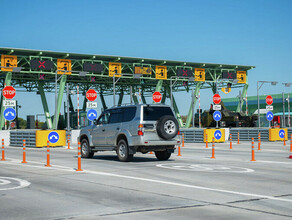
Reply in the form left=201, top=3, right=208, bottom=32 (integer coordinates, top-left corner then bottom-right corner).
left=109, top=62, right=122, bottom=77
left=57, top=59, right=71, bottom=75
left=194, top=68, right=205, bottom=81
left=155, top=66, right=167, bottom=80
left=1, top=55, right=17, bottom=72
left=237, top=71, right=246, bottom=84
left=134, top=66, right=152, bottom=75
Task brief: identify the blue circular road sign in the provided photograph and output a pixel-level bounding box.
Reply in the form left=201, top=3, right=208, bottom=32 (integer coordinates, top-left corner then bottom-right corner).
left=87, top=109, right=98, bottom=121
left=3, top=107, right=16, bottom=121
left=279, top=129, right=285, bottom=139
left=48, top=131, right=59, bottom=144
left=213, top=111, right=222, bottom=121
left=266, top=111, right=274, bottom=121
left=214, top=130, right=222, bottom=140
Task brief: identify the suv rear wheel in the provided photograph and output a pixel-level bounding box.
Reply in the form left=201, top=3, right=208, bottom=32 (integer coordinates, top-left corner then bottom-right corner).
left=81, top=139, right=94, bottom=158
left=117, top=139, right=133, bottom=162
left=155, top=150, right=172, bottom=161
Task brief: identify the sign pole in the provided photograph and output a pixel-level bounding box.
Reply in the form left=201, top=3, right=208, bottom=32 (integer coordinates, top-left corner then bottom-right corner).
left=192, top=88, right=194, bottom=128
left=283, top=92, right=286, bottom=127
left=66, top=83, right=70, bottom=131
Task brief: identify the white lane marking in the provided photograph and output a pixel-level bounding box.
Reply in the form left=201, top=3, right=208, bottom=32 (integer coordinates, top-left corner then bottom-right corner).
left=1, top=159, right=292, bottom=203
left=0, top=177, right=31, bottom=191
left=157, top=163, right=254, bottom=173
left=253, top=160, right=292, bottom=165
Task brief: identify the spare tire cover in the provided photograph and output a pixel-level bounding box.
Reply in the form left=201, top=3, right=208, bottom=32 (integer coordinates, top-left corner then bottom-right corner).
left=156, top=115, right=179, bottom=140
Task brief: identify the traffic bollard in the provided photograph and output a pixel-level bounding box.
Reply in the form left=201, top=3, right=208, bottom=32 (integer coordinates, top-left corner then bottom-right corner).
left=149, top=151, right=153, bottom=154
left=283, top=136, right=286, bottom=146
left=258, top=132, right=261, bottom=150
left=290, top=135, right=292, bottom=152
left=205, top=133, right=208, bottom=148
left=182, top=133, right=185, bottom=147
left=230, top=134, right=232, bottom=149
left=21, top=139, right=27, bottom=164
left=237, top=132, right=240, bottom=144
left=251, top=138, right=256, bottom=161
left=211, top=137, right=215, bottom=159
left=177, top=145, right=182, bottom=156
left=67, top=135, right=70, bottom=150
left=76, top=142, right=83, bottom=171
left=45, top=141, right=51, bottom=167
left=1, top=139, right=5, bottom=161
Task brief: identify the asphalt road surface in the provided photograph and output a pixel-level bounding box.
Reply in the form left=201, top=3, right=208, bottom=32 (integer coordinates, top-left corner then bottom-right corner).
left=0, top=141, right=292, bottom=219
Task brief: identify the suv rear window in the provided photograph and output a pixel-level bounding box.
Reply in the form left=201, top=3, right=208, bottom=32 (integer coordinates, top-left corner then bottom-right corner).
left=143, top=106, right=174, bottom=121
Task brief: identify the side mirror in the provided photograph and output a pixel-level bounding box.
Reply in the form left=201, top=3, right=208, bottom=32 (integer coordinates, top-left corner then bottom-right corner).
left=93, top=119, right=98, bottom=125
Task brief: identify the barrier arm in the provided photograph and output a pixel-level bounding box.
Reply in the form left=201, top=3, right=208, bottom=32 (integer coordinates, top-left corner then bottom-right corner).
left=0, top=72, right=12, bottom=130
left=185, top=82, right=202, bottom=128
left=37, top=82, right=53, bottom=129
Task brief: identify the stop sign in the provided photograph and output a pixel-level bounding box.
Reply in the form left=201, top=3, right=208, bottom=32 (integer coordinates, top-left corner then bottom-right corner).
left=152, top=91, right=162, bottom=103
left=2, top=86, right=16, bottom=99
left=266, top=95, right=273, bottom=105
left=86, top=89, right=97, bottom=101
left=213, top=94, right=221, bottom=104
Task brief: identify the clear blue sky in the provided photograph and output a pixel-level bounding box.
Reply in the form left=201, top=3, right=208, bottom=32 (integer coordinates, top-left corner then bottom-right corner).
left=0, top=0, right=292, bottom=119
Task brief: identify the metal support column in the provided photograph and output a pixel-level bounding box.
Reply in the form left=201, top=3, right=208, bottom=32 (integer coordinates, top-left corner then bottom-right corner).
left=38, top=81, right=53, bottom=129
left=118, top=90, right=124, bottom=106
left=236, top=83, right=248, bottom=112
left=82, top=96, right=87, bottom=112
left=0, top=72, right=12, bottom=130
left=132, top=88, right=139, bottom=104
left=161, top=89, right=167, bottom=104
left=166, top=86, right=183, bottom=127
left=100, top=93, right=107, bottom=111
left=185, top=82, right=202, bottom=128
left=53, top=75, right=67, bottom=129
left=141, top=93, right=147, bottom=104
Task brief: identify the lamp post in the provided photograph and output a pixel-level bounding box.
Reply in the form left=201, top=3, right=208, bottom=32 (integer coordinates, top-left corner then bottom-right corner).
left=257, top=81, right=278, bottom=128
left=282, top=83, right=292, bottom=127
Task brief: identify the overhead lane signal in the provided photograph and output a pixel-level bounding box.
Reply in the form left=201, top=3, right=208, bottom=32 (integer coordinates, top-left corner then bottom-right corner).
left=83, top=63, right=103, bottom=73
left=57, top=59, right=72, bottom=75
left=109, top=62, right=121, bottom=77
left=30, top=60, right=53, bottom=71
left=237, top=71, right=246, bottom=84
left=1, top=55, right=17, bottom=72
left=222, top=71, right=236, bottom=80
left=155, top=66, right=167, bottom=80
left=194, top=68, right=205, bottom=81
left=177, top=68, right=193, bottom=78
left=134, top=66, right=152, bottom=75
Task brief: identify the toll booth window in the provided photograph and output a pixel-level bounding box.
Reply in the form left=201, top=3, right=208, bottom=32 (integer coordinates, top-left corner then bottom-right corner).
left=143, top=107, right=174, bottom=121
left=108, top=109, right=123, bottom=124
left=123, top=107, right=136, bottom=122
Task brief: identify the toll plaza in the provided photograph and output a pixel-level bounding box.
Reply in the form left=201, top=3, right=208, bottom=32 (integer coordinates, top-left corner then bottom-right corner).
left=1, top=48, right=292, bottom=219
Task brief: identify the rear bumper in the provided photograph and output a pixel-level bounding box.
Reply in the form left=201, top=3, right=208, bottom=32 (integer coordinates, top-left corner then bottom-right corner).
left=129, top=135, right=181, bottom=147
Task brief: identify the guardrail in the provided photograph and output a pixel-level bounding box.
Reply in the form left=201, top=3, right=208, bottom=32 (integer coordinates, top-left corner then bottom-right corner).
left=230, top=128, right=270, bottom=142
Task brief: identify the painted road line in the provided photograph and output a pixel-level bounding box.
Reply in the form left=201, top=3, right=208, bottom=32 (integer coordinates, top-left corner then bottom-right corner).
left=0, top=177, right=30, bottom=191
left=1, top=158, right=292, bottom=204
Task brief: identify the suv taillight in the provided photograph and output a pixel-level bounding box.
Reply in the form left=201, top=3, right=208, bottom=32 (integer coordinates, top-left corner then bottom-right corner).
left=138, top=124, right=144, bottom=136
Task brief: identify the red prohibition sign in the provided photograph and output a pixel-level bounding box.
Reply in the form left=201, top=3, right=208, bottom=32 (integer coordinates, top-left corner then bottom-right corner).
left=266, top=95, right=273, bottom=105
left=86, top=89, right=97, bottom=101
left=152, top=91, right=162, bottom=103
left=213, top=94, right=221, bottom=104
left=2, top=86, right=16, bottom=99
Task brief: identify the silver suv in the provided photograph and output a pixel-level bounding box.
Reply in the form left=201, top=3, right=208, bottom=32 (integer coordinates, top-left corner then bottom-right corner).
left=79, top=104, right=181, bottom=162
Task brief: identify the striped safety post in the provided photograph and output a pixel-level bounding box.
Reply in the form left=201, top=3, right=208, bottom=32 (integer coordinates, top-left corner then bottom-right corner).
left=211, top=137, right=215, bottom=159
left=205, top=133, right=208, bottom=148
left=283, top=135, right=286, bottom=146
left=1, top=139, right=5, bottom=161
left=21, top=139, right=27, bottom=164
left=251, top=138, right=256, bottom=161
left=237, top=132, right=240, bottom=144
left=182, top=133, right=185, bottom=147
left=67, top=135, right=70, bottom=150
left=258, top=132, right=261, bottom=150
left=230, top=134, right=232, bottom=149
left=76, top=141, right=83, bottom=171
left=45, top=141, right=51, bottom=167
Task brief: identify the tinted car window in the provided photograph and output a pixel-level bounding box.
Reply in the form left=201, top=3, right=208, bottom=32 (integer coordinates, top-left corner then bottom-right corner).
left=108, top=109, right=123, bottom=124
left=143, top=106, right=174, bottom=121
left=97, top=111, right=110, bottom=124
left=123, top=107, right=136, bottom=122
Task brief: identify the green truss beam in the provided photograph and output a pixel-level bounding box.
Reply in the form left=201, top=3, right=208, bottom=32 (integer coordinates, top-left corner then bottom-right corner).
left=100, top=93, right=107, bottom=111
left=37, top=81, right=53, bottom=129
left=53, top=75, right=67, bottom=129
left=185, top=82, right=203, bottom=128
left=166, top=86, right=183, bottom=127
left=236, top=82, right=248, bottom=113
left=118, top=90, right=124, bottom=105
